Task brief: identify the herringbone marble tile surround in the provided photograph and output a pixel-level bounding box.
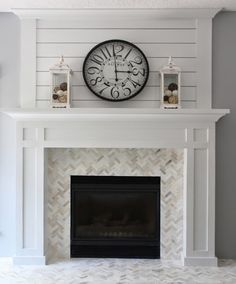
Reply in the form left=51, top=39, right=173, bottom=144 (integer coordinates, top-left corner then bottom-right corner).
left=47, top=148, right=183, bottom=261
left=1, top=258, right=236, bottom=284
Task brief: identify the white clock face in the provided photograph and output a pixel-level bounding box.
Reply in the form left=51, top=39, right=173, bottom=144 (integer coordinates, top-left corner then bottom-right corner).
left=83, top=40, right=149, bottom=101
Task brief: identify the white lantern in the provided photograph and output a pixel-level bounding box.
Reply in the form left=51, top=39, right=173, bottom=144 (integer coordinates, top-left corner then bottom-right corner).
left=49, top=56, right=72, bottom=108
left=160, top=56, right=181, bottom=109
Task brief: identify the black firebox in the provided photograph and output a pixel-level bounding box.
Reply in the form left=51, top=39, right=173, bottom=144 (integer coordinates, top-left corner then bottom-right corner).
left=70, top=176, right=160, bottom=259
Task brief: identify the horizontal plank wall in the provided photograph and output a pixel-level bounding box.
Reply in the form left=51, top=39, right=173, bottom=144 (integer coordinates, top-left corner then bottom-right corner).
left=35, top=17, right=198, bottom=108
left=15, top=10, right=217, bottom=108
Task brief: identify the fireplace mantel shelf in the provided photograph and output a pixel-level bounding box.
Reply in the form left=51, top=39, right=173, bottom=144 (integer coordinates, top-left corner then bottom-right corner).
left=1, top=108, right=230, bottom=122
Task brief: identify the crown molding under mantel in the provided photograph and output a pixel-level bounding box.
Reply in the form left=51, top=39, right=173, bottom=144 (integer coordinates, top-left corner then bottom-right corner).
left=11, top=8, right=222, bottom=20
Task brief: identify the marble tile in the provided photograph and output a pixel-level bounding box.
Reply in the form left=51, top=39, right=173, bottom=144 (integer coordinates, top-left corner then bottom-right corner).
left=47, top=148, right=184, bottom=260
left=0, top=258, right=236, bottom=284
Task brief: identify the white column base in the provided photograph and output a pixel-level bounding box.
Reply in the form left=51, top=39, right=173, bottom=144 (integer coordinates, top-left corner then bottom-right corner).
left=13, top=256, right=46, bottom=265
left=182, top=255, right=218, bottom=267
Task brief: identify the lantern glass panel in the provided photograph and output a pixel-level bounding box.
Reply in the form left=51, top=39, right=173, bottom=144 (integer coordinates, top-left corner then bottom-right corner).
left=52, top=73, right=68, bottom=104
left=163, top=74, right=179, bottom=105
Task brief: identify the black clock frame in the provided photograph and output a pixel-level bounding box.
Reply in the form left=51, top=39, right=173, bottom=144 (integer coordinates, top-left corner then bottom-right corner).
left=82, top=39, right=149, bottom=102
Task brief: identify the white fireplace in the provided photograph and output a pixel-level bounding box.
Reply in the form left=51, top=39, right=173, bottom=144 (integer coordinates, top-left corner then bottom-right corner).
left=1, top=6, right=230, bottom=266
left=3, top=108, right=229, bottom=266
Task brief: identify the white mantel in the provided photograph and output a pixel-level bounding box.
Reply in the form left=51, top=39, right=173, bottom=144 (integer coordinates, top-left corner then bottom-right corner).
left=2, top=108, right=229, bottom=266
left=4, top=108, right=228, bottom=121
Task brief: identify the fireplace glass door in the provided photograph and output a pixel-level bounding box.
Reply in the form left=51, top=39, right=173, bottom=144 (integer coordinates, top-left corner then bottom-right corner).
left=71, top=176, right=160, bottom=258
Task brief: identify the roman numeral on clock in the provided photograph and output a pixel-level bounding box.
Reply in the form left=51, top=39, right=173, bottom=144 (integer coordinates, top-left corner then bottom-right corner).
left=127, top=78, right=141, bottom=88
left=124, top=48, right=132, bottom=60
left=90, top=54, right=104, bottom=66
left=100, top=47, right=112, bottom=60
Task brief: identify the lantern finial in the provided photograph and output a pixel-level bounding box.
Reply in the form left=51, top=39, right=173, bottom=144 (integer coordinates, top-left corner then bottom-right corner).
left=59, top=55, right=64, bottom=66
left=168, top=56, right=174, bottom=69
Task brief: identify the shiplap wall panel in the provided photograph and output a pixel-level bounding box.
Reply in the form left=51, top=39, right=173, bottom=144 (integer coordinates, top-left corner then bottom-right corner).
left=37, top=29, right=195, bottom=43
left=37, top=72, right=196, bottom=87
left=37, top=19, right=196, bottom=29
left=37, top=43, right=195, bottom=58
left=36, top=19, right=197, bottom=108
left=36, top=86, right=196, bottom=101
left=36, top=100, right=196, bottom=109
left=37, top=57, right=197, bottom=72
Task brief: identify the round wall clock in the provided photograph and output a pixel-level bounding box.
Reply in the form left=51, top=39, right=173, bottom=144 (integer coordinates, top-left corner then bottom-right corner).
left=83, top=39, right=149, bottom=101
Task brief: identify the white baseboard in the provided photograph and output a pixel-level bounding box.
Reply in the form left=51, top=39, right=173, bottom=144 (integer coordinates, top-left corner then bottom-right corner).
left=182, top=256, right=218, bottom=267
left=13, top=256, right=46, bottom=265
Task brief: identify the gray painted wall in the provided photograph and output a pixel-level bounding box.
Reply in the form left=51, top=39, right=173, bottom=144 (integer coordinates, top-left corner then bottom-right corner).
left=0, top=13, right=20, bottom=108
left=0, top=12, right=19, bottom=256
left=0, top=11, right=235, bottom=259
left=213, top=11, right=236, bottom=259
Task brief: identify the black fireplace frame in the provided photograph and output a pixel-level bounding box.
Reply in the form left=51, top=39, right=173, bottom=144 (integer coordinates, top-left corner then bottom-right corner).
left=70, top=175, right=160, bottom=259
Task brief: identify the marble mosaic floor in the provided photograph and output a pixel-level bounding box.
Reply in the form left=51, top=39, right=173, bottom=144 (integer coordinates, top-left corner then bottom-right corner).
left=0, top=258, right=236, bottom=284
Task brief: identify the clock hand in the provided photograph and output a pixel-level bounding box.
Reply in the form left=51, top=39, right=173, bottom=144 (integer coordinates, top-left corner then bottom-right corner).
left=114, top=56, right=118, bottom=82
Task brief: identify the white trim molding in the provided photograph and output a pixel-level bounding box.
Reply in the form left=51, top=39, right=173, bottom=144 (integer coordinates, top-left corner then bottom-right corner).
left=12, top=8, right=221, bottom=20
left=2, top=108, right=229, bottom=266
left=196, top=18, right=213, bottom=108
left=182, top=256, right=218, bottom=267
left=3, top=108, right=229, bottom=122
left=19, top=18, right=36, bottom=108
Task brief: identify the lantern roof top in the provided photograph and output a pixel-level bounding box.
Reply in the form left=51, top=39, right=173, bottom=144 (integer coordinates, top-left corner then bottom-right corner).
left=161, top=56, right=181, bottom=73
left=50, top=56, right=72, bottom=72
